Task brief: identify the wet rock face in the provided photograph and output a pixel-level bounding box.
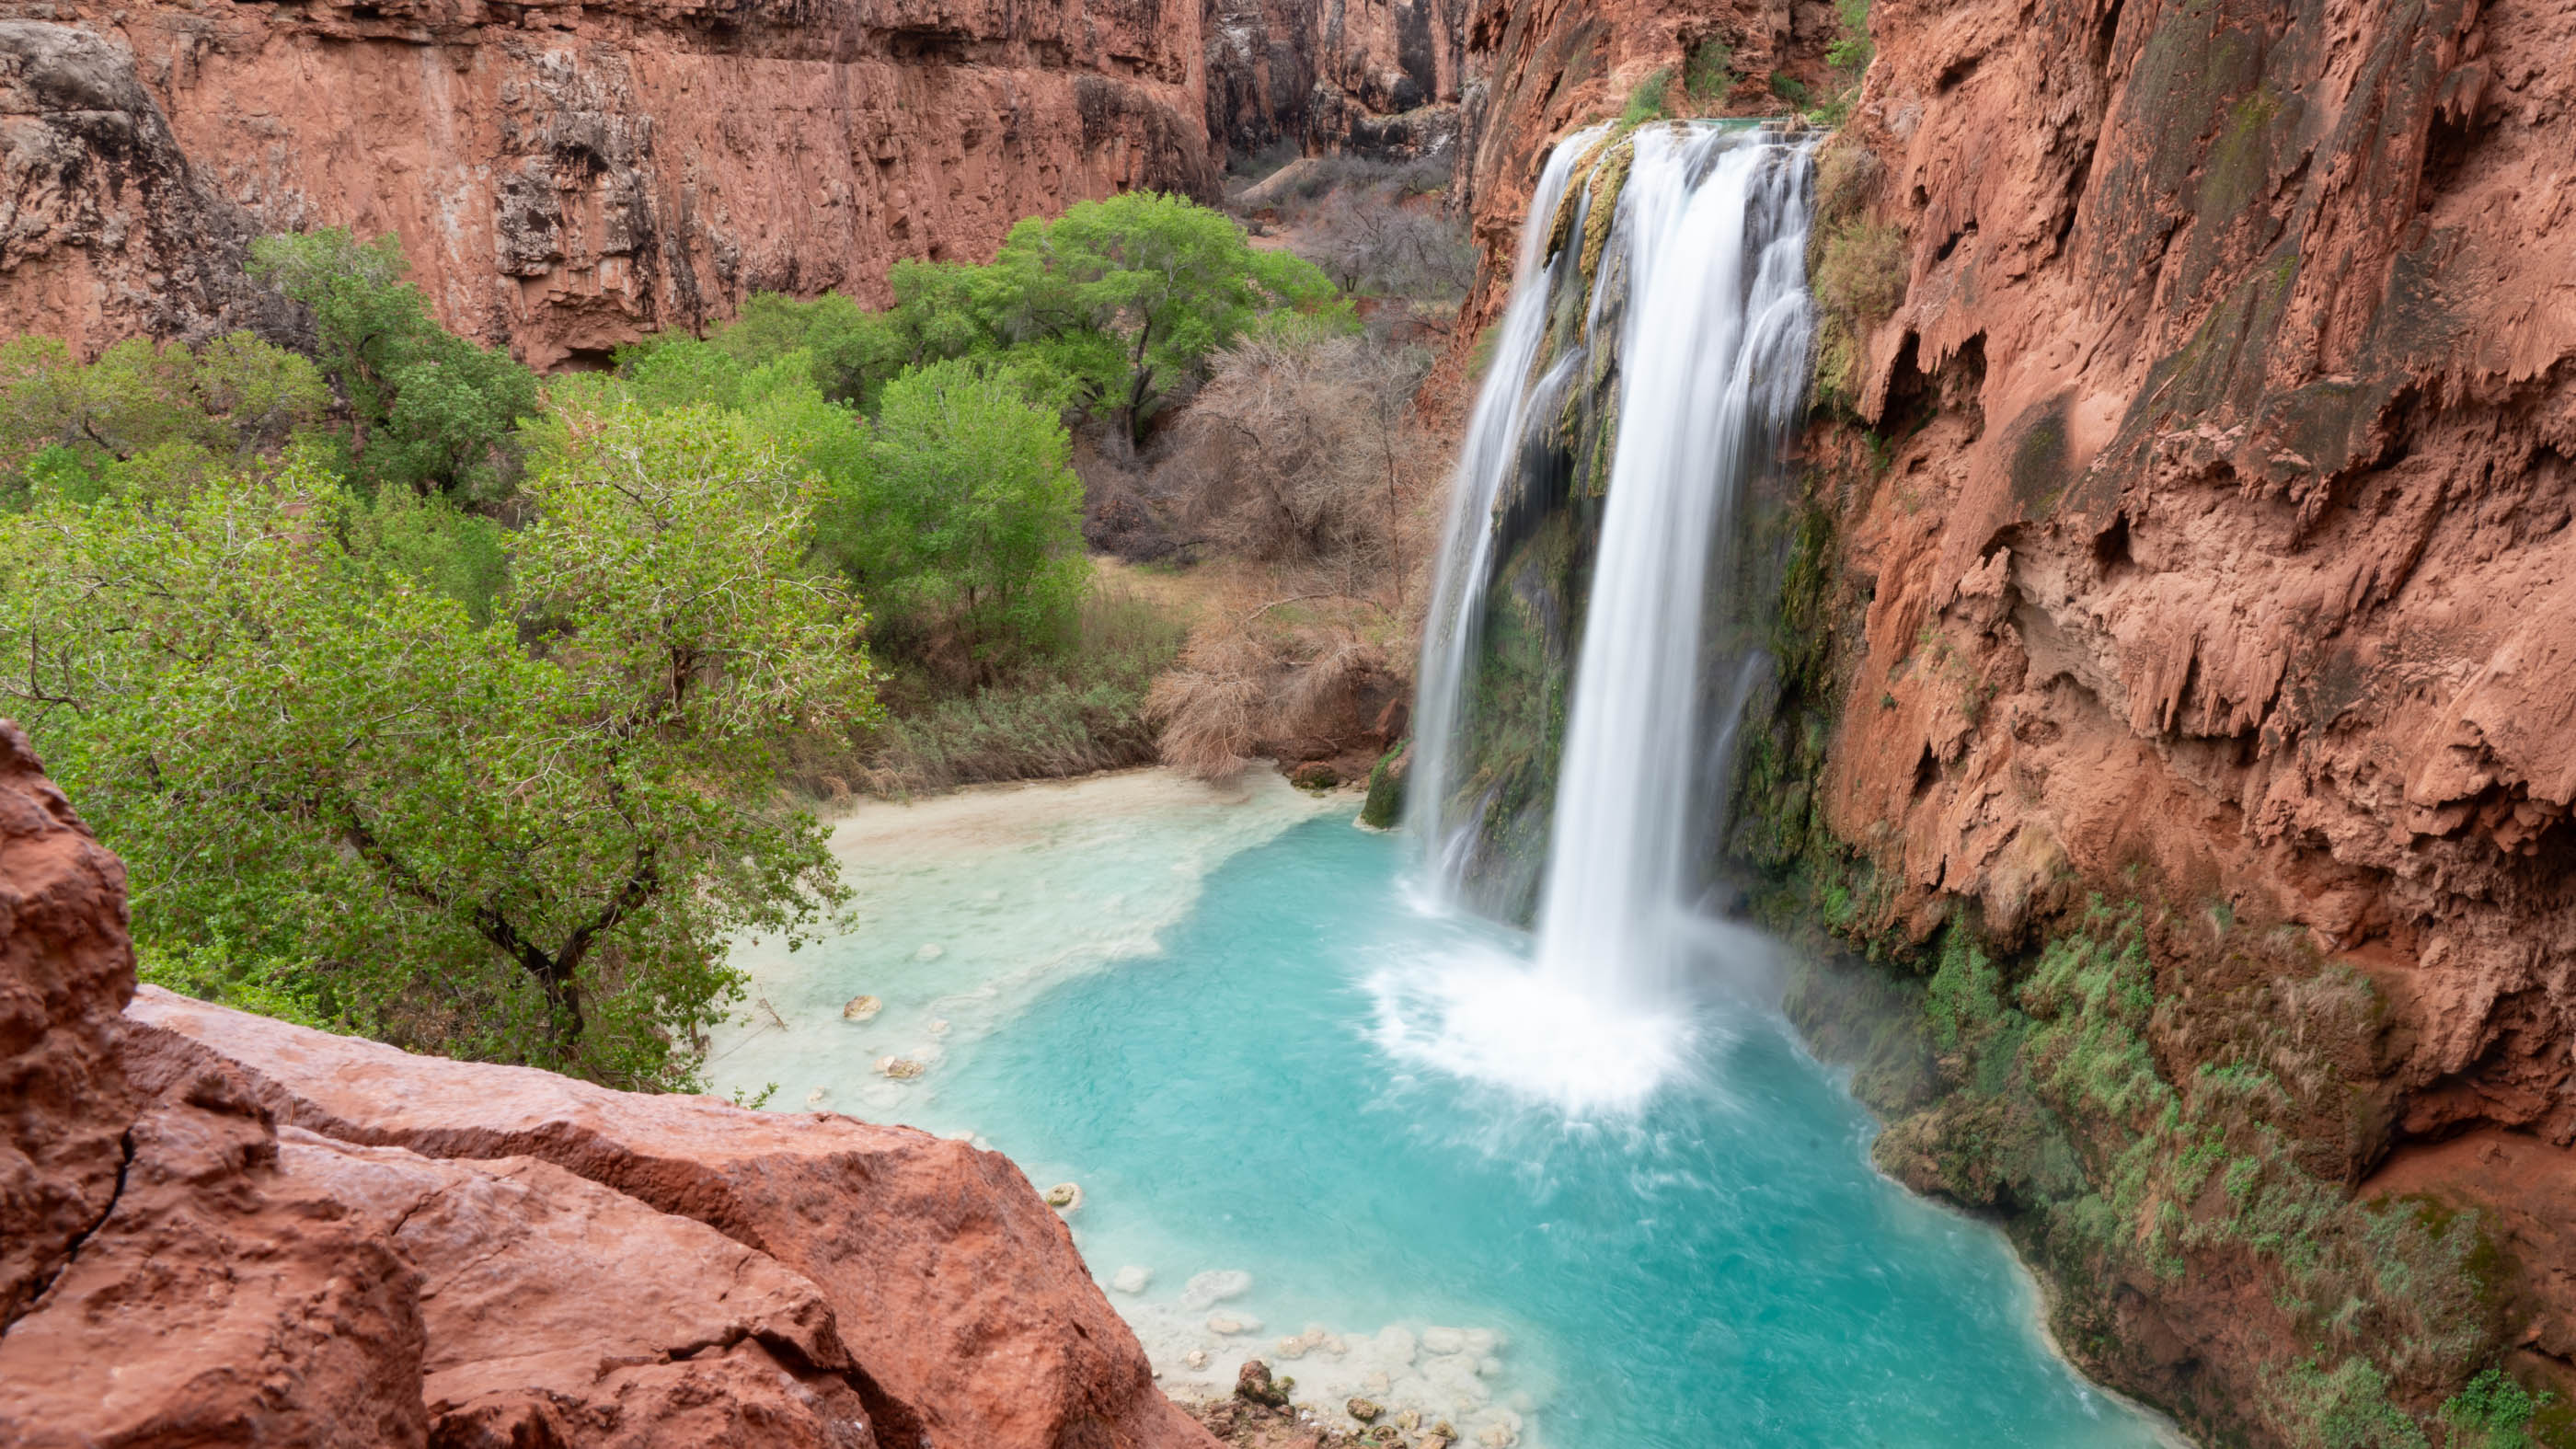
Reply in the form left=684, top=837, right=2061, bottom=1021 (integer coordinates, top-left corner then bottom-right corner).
left=0, top=731, right=1213, bottom=1449
left=0, top=0, right=1218, bottom=366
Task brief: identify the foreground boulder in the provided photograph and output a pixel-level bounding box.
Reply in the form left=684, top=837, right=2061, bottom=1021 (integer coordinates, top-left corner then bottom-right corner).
left=0, top=719, right=1213, bottom=1449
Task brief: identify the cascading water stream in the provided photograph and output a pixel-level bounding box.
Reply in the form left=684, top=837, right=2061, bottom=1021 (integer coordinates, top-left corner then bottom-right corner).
left=1404, top=124, right=1607, bottom=890
left=1396, top=123, right=1815, bottom=1111
left=1531, top=132, right=1814, bottom=998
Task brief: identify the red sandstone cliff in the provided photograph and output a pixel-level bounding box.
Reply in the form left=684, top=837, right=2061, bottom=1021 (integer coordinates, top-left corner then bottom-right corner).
left=1449, top=0, right=2575, bottom=1433
left=0, top=0, right=1217, bottom=368
left=0, top=719, right=1215, bottom=1449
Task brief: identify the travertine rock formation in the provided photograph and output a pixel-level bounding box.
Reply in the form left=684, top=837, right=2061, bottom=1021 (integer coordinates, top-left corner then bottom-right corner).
left=0, top=721, right=1214, bottom=1449
left=0, top=0, right=1217, bottom=367
left=1820, top=0, right=2576, bottom=1146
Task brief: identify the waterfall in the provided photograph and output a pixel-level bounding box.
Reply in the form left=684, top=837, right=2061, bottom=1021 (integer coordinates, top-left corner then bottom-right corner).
left=1530, top=129, right=1815, bottom=997
left=1404, top=123, right=1607, bottom=889
left=1387, top=123, right=1812, bottom=1109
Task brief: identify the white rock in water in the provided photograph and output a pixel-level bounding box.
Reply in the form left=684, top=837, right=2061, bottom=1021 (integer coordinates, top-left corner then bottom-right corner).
left=926, top=1018, right=951, bottom=1036
left=1206, top=1314, right=1258, bottom=1336
left=1180, top=1270, right=1253, bottom=1308
left=1375, top=1327, right=1418, bottom=1366
left=1275, top=1337, right=1309, bottom=1360
left=1184, top=1350, right=1211, bottom=1371
left=805, top=1087, right=828, bottom=1107
left=1363, top=1371, right=1393, bottom=1397
left=1422, top=1327, right=1466, bottom=1355
left=1477, top=1423, right=1518, bottom=1447
left=841, top=995, right=882, bottom=1022
left=1463, top=1328, right=1498, bottom=1357
left=875, top=1055, right=926, bottom=1079
left=1110, top=1266, right=1153, bottom=1295
left=1478, top=1357, right=1501, bottom=1376
left=1041, top=1181, right=1083, bottom=1213
left=945, top=1129, right=975, bottom=1142
left=914, top=942, right=945, bottom=961
left=1321, top=1334, right=1348, bottom=1356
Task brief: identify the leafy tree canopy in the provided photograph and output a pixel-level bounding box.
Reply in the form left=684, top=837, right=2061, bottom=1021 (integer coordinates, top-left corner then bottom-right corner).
left=0, top=405, right=877, bottom=1088
left=249, top=228, right=539, bottom=500
left=0, top=332, right=328, bottom=509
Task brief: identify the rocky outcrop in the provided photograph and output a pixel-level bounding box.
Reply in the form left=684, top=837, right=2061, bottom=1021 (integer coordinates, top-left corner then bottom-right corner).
left=1203, top=0, right=1465, bottom=167
left=0, top=721, right=1215, bottom=1449
left=0, top=0, right=1217, bottom=366
left=1810, top=0, right=2576, bottom=1153
left=0, top=719, right=134, bottom=1330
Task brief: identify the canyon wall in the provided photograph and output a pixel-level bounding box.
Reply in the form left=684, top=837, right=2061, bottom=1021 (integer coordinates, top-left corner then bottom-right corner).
left=1202, top=0, right=1466, bottom=167
left=1446, top=0, right=2576, bottom=1440
left=0, top=719, right=1214, bottom=1449
left=0, top=0, right=1217, bottom=368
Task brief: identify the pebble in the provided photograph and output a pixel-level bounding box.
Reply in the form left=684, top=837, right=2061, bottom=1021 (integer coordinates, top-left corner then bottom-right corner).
left=1184, top=1350, right=1210, bottom=1370
left=1110, top=1265, right=1153, bottom=1295
left=874, top=1056, right=926, bottom=1079
left=841, top=995, right=882, bottom=1022
left=1205, top=1313, right=1260, bottom=1335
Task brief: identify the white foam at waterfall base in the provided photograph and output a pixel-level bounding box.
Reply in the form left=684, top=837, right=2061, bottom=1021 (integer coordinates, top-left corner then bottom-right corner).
left=1363, top=937, right=1698, bottom=1118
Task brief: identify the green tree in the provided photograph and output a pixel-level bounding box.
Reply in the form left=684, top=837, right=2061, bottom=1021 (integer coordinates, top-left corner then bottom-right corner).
left=0, top=406, right=877, bottom=1088
left=815, top=358, right=1089, bottom=665
left=991, top=190, right=1342, bottom=444
left=0, top=332, right=328, bottom=507
left=248, top=228, right=538, bottom=500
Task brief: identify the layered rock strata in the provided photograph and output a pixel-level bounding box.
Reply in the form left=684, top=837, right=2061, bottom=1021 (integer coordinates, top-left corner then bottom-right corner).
left=0, top=720, right=1214, bottom=1449
left=0, top=0, right=1216, bottom=366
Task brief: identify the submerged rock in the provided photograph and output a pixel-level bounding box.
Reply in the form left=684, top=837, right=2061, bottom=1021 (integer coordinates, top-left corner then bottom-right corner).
left=875, top=1055, right=926, bottom=1079
left=841, top=995, right=882, bottom=1022
left=1347, top=1396, right=1383, bottom=1422
left=1112, top=1265, right=1154, bottom=1294
left=1182, top=1269, right=1255, bottom=1307
left=1043, top=1181, right=1084, bottom=1213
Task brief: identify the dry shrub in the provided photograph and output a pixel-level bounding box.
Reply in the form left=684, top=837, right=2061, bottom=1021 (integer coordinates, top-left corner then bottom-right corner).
left=1144, top=573, right=1401, bottom=781
left=1175, top=326, right=1438, bottom=597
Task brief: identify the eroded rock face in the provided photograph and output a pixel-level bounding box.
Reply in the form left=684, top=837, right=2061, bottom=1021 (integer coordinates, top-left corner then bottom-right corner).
left=0, top=729, right=1213, bottom=1449
left=1816, top=0, right=2576, bottom=1137
left=0, top=0, right=1217, bottom=366
left=0, top=719, right=133, bottom=1330
left=1204, top=0, right=1465, bottom=167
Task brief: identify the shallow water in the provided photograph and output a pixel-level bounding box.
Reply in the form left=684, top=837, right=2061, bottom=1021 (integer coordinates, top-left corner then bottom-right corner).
left=708, top=774, right=2172, bottom=1449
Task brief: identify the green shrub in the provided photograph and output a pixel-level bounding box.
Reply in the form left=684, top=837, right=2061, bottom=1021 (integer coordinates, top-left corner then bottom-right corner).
left=1685, top=40, right=1737, bottom=102
left=1621, top=68, right=1673, bottom=128
left=814, top=358, right=1089, bottom=666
